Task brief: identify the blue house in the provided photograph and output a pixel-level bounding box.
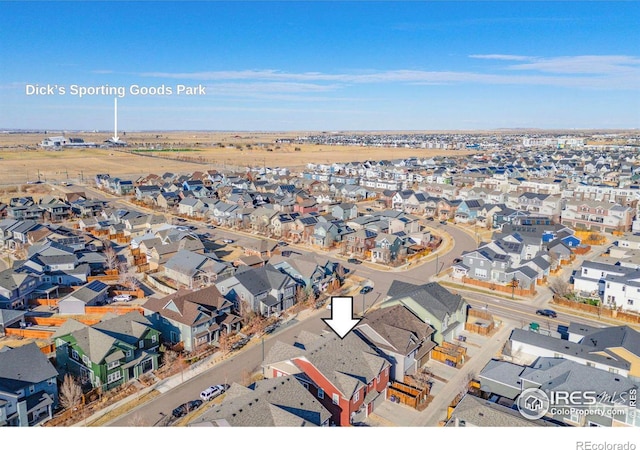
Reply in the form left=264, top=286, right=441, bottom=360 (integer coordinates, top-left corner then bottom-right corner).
left=0, top=343, right=59, bottom=426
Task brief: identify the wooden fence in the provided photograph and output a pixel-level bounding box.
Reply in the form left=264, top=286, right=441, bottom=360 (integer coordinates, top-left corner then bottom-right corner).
left=27, top=316, right=101, bottom=327
left=87, top=274, right=120, bottom=283
left=29, top=298, right=60, bottom=307
left=4, top=328, right=54, bottom=339
left=461, top=276, right=536, bottom=297
left=571, top=245, right=592, bottom=255
left=552, top=295, right=640, bottom=324
left=431, top=342, right=468, bottom=368
left=465, top=308, right=495, bottom=336
left=84, top=305, right=145, bottom=315
left=387, top=380, right=430, bottom=409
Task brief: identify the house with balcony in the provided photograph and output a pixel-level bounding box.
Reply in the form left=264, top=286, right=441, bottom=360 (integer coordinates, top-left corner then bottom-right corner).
left=143, top=285, right=241, bottom=351
left=54, top=312, right=160, bottom=391
left=561, top=200, right=634, bottom=233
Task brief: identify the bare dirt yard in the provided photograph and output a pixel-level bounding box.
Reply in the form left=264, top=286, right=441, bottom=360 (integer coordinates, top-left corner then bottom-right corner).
left=0, top=131, right=476, bottom=186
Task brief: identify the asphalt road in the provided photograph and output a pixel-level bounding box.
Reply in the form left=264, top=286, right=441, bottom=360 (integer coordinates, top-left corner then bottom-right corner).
left=108, top=308, right=332, bottom=426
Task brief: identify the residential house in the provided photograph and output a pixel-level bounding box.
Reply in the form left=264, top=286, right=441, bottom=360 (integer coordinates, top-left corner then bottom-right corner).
left=562, top=200, right=634, bottom=233
left=507, top=323, right=640, bottom=382
left=478, top=357, right=638, bottom=427
left=190, top=377, right=331, bottom=427
left=379, top=281, right=468, bottom=344
left=0, top=343, right=59, bottom=426
left=331, top=203, right=358, bottom=221
left=0, top=269, right=41, bottom=309
left=163, top=250, right=234, bottom=288
left=371, top=233, right=403, bottom=264
left=54, top=312, right=160, bottom=391
left=143, top=285, right=241, bottom=352
left=355, top=305, right=436, bottom=380
left=262, top=331, right=390, bottom=426
left=216, top=264, right=298, bottom=317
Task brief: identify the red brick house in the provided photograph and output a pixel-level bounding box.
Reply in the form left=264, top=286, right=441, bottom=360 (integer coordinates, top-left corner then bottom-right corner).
left=263, top=331, right=390, bottom=426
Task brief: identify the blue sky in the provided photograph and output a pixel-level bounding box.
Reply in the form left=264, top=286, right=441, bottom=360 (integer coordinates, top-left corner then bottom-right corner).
left=1, top=1, right=639, bottom=131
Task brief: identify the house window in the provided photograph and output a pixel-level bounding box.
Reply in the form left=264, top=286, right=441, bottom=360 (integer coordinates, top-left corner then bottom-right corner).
left=554, top=353, right=563, bottom=359
left=139, top=340, right=144, bottom=348
left=628, top=299, right=635, bottom=306
left=56, top=338, right=65, bottom=347
left=71, top=349, right=79, bottom=360
left=29, top=385, right=35, bottom=394
left=301, top=381, right=309, bottom=390
left=107, top=361, right=120, bottom=370
left=332, top=393, right=340, bottom=405
left=82, top=355, right=91, bottom=366
left=107, top=371, right=122, bottom=384
left=151, top=335, right=157, bottom=344
left=609, top=368, right=619, bottom=374
left=48, top=378, right=55, bottom=386
left=126, top=350, right=132, bottom=358
left=586, top=362, right=595, bottom=368
left=318, top=388, right=324, bottom=399
left=353, top=390, right=360, bottom=403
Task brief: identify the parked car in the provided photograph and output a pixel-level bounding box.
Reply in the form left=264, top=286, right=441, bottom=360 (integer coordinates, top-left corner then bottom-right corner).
left=200, top=384, right=229, bottom=401
left=439, top=220, right=447, bottom=225
left=264, top=323, right=279, bottom=334
left=112, top=294, right=132, bottom=302
left=222, top=238, right=234, bottom=244
left=366, top=207, right=373, bottom=212
left=359, top=286, right=373, bottom=295
left=277, top=241, right=288, bottom=247
left=232, top=336, right=250, bottom=350
left=348, top=258, right=362, bottom=265
left=172, top=399, right=203, bottom=418
left=536, top=309, right=557, bottom=318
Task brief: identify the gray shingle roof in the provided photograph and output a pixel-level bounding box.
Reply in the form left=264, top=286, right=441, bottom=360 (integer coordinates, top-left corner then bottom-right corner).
left=192, top=376, right=331, bottom=427
left=385, top=281, right=466, bottom=321
left=0, top=343, right=58, bottom=392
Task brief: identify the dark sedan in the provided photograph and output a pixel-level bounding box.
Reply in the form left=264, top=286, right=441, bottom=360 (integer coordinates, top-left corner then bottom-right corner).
left=536, top=309, right=557, bottom=318
left=359, top=286, right=373, bottom=295
left=172, top=399, right=203, bottom=418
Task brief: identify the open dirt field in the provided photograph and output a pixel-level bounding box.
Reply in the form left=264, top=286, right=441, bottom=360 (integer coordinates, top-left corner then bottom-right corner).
left=0, top=131, right=476, bottom=186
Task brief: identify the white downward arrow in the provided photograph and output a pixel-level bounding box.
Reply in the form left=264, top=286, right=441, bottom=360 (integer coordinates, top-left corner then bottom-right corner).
left=323, top=296, right=361, bottom=339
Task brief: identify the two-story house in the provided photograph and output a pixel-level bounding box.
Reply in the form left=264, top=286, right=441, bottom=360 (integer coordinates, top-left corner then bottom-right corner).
left=54, top=312, right=160, bottom=391
left=263, top=331, right=390, bottom=426
left=143, top=285, right=241, bottom=351
left=0, top=343, right=58, bottom=427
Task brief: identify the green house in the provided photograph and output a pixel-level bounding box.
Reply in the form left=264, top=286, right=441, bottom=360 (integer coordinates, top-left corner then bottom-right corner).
left=54, top=312, right=160, bottom=391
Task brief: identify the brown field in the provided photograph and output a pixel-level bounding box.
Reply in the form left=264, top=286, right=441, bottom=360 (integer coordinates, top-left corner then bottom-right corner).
left=0, top=131, right=477, bottom=186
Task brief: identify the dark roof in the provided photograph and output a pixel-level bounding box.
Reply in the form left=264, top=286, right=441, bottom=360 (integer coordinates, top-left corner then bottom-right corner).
left=192, top=376, right=331, bottom=427
left=385, top=281, right=466, bottom=321
left=0, top=343, right=58, bottom=391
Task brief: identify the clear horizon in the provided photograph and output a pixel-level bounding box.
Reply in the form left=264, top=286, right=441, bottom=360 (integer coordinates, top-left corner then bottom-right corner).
left=1, top=1, right=639, bottom=131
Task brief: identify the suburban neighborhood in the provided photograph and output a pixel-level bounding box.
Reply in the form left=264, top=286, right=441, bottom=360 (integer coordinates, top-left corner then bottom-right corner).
left=0, top=132, right=639, bottom=430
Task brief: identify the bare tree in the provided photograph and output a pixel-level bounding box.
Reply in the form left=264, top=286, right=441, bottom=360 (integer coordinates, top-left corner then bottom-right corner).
left=104, top=246, right=119, bottom=271
left=59, top=374, right=83, bottom=410
left=118, top=262, right=139, bottom=291
left=549, top=278, right=570, bottom=297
